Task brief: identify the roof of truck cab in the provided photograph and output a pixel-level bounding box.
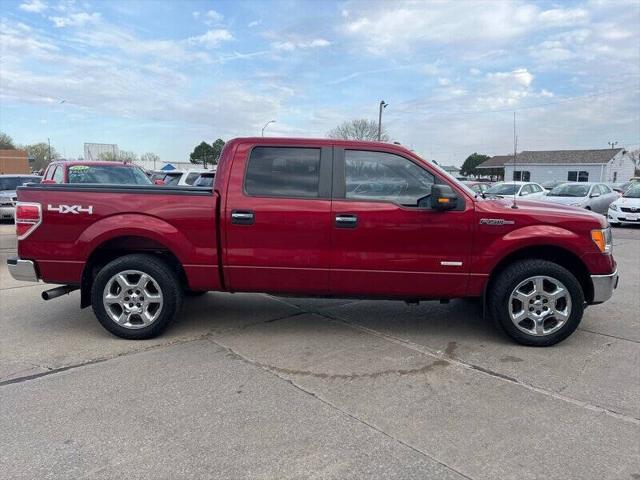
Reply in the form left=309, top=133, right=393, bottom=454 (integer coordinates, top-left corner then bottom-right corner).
left=230, top=137, right=412, bottom=151
left=49, top=161, right=140, bottom=168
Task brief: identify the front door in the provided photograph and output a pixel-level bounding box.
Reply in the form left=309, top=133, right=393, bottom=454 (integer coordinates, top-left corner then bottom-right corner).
left=329, top=148, right=474, bottom=298
left=224, top=143, right=333, bottom=294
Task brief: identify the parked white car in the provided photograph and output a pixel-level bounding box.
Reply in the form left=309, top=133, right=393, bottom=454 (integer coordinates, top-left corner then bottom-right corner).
left=608, top=183, right=640, bottom=225
left=484, top=181, right=547, bottom=199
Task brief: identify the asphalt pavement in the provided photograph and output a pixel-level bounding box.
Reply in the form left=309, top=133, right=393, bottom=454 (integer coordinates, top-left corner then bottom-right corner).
left=0, top=222, right=638, bottom=479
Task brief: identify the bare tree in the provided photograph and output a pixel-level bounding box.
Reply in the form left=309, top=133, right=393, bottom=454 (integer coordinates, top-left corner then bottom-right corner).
left=98, top=150, right=138, bottom=163
left=0, top=132, right=16, bottom=149
left=140, top=152, right=160, bottom=169
left=628, top=148, right=640, bottom=169
left=328, top=119, right=389, bottom=142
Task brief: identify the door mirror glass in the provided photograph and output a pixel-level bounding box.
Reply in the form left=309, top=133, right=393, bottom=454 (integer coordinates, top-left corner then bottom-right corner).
left=429, top=184, right=458, bottom=210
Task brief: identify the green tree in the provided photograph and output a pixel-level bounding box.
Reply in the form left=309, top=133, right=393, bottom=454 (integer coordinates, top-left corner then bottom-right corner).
left=460, top=152, right=490, bottom=177
left=0, top=132, right=16, bottom=149
left=328, top=119, right=389, bottom=142
left=23, top=142, right=60, bottom=171
left=190, top=141, right=215, bottom=168
left=211, top=138, right=225, bottom=165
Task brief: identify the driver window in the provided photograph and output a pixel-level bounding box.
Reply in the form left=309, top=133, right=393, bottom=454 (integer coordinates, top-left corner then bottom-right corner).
left=345, top=150, right=435, bottom=206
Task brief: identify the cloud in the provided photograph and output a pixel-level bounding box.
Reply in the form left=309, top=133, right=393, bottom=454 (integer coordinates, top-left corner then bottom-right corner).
left=204, top=9, right=223, bottom=25
left=248, top=20, right=261, bottom=28
left=341, top=1, right=592, bottom=55
left=487, top=68, right=534, bottom=88
left=188, top=29, right=233, bottom=49
left=49, top=12, right=100, bottom=28
left=19, top=0, right=47, bottom=13
left=272, top=38, right=330, bottom=51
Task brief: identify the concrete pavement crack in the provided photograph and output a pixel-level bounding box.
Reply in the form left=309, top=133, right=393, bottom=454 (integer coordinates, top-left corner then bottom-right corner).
left=206, top=336, right=474, bottom=480
left=319, top=311, right=640, bottom=426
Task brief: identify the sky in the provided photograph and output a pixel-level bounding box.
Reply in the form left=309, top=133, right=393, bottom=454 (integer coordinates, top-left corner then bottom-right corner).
left=1, top=0, right=639, bottom=165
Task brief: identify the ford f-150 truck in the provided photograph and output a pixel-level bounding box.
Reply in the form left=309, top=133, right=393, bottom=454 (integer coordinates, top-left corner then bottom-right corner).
left=8, top=138, right=618, bottom=346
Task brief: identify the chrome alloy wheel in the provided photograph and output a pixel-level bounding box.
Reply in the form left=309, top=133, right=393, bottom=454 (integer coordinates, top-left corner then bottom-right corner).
left=508, top=276, right=572, bottom=337
left=102, top=270, right=163, bottom=329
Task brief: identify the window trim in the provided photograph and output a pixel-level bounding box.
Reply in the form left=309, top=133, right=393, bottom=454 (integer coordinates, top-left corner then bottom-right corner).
left=242, top=144, right=332, bottom=200
left=333, top=147, right=465, bottom=211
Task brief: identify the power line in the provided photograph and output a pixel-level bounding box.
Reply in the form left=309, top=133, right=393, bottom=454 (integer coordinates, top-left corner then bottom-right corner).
left=390, top=84, right=639, bottom=118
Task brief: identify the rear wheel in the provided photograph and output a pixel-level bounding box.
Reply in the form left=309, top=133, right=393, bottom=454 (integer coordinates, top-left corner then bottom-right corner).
left=91, top=254, right=183, bottom=339
left=488, top=259, right=584, bottom=346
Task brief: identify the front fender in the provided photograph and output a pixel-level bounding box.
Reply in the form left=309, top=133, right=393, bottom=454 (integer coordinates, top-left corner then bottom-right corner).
left=473, top=225, right=588, bottom=274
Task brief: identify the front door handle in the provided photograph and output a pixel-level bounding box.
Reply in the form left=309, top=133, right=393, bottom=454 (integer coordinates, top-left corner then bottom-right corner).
left=335, top=214, right=358, bottom=228
left=231, top=210, right=255, bottom=225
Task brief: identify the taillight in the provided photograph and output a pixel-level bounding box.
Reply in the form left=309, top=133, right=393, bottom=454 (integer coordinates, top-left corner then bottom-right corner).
left=15, top=202, right=42, bottom=240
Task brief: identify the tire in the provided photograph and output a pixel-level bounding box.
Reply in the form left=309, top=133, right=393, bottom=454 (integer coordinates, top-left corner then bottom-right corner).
left=91, top=254, right=183, bottom=339
left=488, top=259, right=584, bottom=346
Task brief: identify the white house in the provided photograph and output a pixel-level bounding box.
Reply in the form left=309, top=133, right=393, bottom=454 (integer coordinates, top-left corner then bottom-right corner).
left=478, top=148, right=635, bottom=184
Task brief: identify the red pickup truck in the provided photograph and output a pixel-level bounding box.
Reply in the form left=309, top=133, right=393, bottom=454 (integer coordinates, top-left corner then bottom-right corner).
left=8, top=138, right=618, bottom=346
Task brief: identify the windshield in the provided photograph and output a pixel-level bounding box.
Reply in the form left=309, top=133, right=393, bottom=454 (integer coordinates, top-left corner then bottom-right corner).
left=0, top=176, right=41, bottom=191
left=548, top=184, right=590, bottom=197
left=194, top=175, right=214, bottom=187
left=624, top=184, right=640, bottom=198
left=67, top=165, right=152, bottom=185
left=163, top=173, right=182, bottom=185
left=485, top=183, right=518, bottom=196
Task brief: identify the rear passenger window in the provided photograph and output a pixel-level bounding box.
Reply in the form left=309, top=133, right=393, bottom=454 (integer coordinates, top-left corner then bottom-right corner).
left=52, top=167, right=64, bottom=183
left=245, top=147, right=321, bottom=198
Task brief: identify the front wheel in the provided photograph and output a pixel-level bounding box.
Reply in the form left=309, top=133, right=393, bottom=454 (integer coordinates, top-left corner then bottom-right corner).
left=488, top=259, right=584, bottom=346
left=91, top=254, right=183, bottom=339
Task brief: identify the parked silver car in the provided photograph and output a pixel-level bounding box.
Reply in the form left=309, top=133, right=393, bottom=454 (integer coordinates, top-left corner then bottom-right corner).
left=543, top=182, right=619, bottom=214
left=0, top=174, right=42, bottom=220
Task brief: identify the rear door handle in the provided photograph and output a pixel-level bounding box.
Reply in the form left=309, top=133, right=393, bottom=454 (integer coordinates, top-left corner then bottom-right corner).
left=335, top=214, right=358, bottom=228
left=231, top=210, right=254, bottom=225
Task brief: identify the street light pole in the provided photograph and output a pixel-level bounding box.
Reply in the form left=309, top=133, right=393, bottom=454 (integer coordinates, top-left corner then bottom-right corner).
left=261, top=120, right=276, bottom=137
left=378, top=100, right=388, bottom=141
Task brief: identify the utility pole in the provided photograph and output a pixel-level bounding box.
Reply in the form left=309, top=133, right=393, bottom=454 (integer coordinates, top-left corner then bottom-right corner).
left=261, top=120, right=276, bottom=137
left=378, top=100, right=388, bottom=141
left=608, top=141, right=618, bottom=149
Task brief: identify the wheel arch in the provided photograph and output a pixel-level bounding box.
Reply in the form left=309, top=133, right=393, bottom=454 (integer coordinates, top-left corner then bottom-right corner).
left=81, top=235, right=188, bottom=308
left=485, top=244, right=594, bottom=304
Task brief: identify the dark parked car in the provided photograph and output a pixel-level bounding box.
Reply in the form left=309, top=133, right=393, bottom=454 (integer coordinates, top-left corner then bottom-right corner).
left=461, top=181, right=492, bottom=194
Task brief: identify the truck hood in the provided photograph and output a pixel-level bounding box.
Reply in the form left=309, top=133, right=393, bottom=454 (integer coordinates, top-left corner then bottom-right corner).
left=477, top=197, right=606, bottom=227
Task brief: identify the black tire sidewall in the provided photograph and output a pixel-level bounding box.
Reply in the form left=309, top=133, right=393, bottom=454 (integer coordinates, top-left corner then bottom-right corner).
left=91, top=254, right=182, bottom=339
left=489, top=260, right=585, bottom=347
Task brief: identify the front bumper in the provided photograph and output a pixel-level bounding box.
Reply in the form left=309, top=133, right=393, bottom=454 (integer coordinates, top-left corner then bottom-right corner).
left=608, top=209, right=640, bottom=224
left=590, top=269, right=618, bottom=304
left=7, top=257, right=39, bottom=282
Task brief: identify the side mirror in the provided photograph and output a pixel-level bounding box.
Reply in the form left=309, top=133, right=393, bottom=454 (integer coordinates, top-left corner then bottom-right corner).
left=429, top=184, right=458, bottom=210
left=154, top=179, right=166, bottom=185
left=590, top=192, right=600, bottom=198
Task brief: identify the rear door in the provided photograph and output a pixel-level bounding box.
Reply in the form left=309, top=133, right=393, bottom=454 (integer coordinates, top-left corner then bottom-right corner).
left=329, top=147, right=474, bottom=298
left=224, top=143, right=333, bottom=294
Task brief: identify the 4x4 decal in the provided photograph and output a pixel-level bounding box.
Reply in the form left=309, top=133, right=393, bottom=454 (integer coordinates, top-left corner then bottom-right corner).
left=47, top=204, right=94, bottom=215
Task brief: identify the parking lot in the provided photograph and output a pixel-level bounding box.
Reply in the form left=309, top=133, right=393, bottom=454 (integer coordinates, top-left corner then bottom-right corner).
left=0, top=221, right=638, bottom=479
